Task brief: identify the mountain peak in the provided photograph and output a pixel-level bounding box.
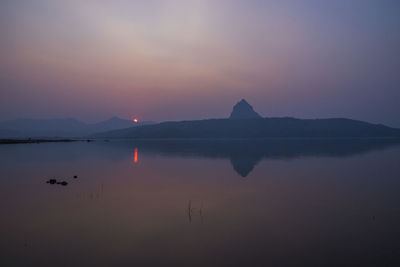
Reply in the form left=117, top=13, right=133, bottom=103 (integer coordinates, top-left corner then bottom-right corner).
left=229, top=99, right=262, bottom=119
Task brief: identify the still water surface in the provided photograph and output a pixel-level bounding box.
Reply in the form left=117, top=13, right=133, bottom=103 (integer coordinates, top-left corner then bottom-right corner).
left=1, top=139, right=400, bottom=266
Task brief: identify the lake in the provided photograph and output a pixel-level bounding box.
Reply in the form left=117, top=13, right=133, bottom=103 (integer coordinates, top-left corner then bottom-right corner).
left=1, top=139, right=400, bottom=266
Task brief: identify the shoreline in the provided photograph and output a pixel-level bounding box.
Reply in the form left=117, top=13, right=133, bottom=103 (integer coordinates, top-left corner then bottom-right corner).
left=0, top=139, right=90, bottom=145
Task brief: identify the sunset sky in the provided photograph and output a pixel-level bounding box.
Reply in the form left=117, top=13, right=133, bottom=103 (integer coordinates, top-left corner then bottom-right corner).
left=1, top=0, right=399, bottom=126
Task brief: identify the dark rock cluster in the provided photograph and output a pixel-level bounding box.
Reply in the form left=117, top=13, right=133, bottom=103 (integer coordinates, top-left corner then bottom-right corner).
left=45, top=175, right=78, bottom=186
left=46, top=179, right=68, bottom=186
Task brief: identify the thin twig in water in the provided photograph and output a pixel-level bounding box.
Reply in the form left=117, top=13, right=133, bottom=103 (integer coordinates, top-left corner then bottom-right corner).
left=188, top=200, right=192, bottom=223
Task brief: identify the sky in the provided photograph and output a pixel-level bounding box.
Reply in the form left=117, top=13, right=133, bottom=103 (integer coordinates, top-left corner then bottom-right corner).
left=1, top=0, right=400, bottom=126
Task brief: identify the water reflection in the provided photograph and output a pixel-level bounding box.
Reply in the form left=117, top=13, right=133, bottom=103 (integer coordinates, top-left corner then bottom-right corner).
left=230, top=156, right=261, bottom=177
left=1, top=138, right=400, bottom=266
left=133, top=147, right=138, bottom=163
left=128, top=138, right=400, bottom=177
left=1, top=138, right=399, bottom=178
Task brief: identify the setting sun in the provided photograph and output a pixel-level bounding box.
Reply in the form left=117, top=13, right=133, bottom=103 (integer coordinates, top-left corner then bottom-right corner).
left=133, top=118, right=139, bottom=123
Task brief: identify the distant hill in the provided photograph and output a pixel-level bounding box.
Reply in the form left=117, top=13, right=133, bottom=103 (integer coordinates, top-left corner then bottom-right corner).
left=0, top=117, right=155, bottom=138
left=91, top=117, right=153, bottom=133
left=91, top=117, right=400, bottom=139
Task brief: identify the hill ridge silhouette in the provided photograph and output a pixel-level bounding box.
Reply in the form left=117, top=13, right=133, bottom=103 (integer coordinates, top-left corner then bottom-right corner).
left=91, top=99, right=400, bottom=138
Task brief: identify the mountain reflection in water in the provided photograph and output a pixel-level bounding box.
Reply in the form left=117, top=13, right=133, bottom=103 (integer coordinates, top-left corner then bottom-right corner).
left=2, top=138, right=400, bottom=178
left=125, top=138, right=400, bottom=177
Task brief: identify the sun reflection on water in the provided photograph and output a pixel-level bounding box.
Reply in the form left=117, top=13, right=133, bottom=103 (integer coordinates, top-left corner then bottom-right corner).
left=134, top=147, right=138, bottom=163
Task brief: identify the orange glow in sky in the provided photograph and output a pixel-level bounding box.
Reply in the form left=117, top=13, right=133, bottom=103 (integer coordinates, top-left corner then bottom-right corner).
left=134, top=147, right=138, bottom=163
left=133, top=118, right=139, bottom=123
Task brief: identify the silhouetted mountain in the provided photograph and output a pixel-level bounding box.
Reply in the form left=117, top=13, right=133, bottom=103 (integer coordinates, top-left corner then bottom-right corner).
left=0, top=117, right=155, bottom=138
left=229, top=99, right=261, bottom=119
left=92, top=117, right=400, bottom=139
left=93, top=99, right=400, bottom=139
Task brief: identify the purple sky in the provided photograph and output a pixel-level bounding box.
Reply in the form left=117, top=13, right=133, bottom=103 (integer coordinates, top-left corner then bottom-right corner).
left=1, top=0, right=400, bottom=126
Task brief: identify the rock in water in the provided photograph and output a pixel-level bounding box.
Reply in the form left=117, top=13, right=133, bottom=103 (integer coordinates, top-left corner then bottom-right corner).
left=229, top=99, right=262, bottom=119
left=48, top=179, right=57, bottom=184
